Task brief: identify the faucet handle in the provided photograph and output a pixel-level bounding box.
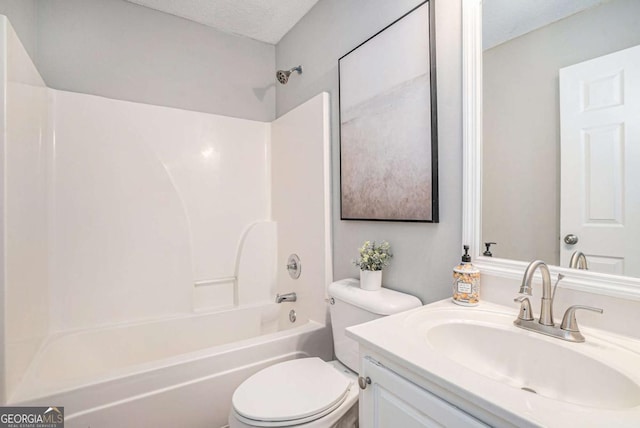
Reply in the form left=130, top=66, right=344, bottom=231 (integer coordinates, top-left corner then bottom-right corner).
left=514, top=296, right=534, bottom=321
left=560, top=305, right=603, bottom=332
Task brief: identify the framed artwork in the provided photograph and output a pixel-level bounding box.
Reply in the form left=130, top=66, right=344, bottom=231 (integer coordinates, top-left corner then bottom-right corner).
left=339, top=0, right=438, bottom=222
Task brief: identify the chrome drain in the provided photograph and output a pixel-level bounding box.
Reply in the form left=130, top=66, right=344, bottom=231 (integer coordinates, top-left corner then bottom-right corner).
left=521, top=387, right=537, bottom=394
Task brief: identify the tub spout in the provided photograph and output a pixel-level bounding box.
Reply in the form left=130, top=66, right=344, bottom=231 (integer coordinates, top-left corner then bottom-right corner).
left=276, top=292, right=297, bottom=303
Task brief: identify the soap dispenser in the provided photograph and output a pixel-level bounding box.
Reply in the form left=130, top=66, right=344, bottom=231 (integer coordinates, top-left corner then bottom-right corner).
left=452, top=245, right=480, bottom=306
left=483, top=242, right=496, bottom=257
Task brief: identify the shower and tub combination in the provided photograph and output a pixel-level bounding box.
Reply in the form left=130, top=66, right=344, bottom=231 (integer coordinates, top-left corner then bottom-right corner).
left=0, top=17, right=331, bottom=427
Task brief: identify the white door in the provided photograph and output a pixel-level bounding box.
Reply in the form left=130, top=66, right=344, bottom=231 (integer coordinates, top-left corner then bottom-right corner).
left=559, top=45, right=640, bottom=276
left=359, top=357, right=488, bottom=428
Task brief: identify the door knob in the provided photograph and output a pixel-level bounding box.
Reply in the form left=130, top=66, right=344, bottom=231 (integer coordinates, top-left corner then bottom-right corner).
left=358, top=376, right=371, bottom=390
left=564, top=234, right=579, bottom=245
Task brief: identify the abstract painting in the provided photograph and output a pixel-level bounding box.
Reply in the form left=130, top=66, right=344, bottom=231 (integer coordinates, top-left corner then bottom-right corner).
left=339, top=0, right=438, bottom=222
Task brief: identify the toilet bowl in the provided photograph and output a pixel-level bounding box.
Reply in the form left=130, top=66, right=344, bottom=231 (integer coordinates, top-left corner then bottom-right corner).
left=228, top=279, right=421, bottom=428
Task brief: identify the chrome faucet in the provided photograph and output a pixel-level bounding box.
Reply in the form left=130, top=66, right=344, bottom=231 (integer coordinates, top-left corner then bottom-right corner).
left=514, top=259, right=603, bottom=342
left=276, top=292, right=297, bottom=303
left=519, top=260, right=554, bottom=325
left=569, top=251, right=588, bottom=270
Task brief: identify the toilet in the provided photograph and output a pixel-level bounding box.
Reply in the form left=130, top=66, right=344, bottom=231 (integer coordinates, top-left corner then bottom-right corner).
left=229, top=278, right=422, bottom=428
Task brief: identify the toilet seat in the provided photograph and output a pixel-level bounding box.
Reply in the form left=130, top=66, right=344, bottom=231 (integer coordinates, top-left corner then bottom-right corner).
left=232, top=358, right=354, bottom=427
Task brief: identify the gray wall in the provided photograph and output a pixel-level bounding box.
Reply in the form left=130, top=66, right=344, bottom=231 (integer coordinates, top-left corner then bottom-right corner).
left=276, top=0, right=463, bottom=304
left=0, top=0, right=275, bottom=121
left=0, top=0, right=37, bottom=60
left=483, top=0, right=640, bottom=264
left=0, top=0, right=463, bottom=304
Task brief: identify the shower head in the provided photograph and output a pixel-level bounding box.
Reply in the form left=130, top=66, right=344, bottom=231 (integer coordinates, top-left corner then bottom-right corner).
left=276, top=65, right=303, bottom=85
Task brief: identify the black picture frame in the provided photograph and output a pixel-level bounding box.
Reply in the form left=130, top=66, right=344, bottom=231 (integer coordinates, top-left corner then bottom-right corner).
left=338, top=0, right=438, bottom=223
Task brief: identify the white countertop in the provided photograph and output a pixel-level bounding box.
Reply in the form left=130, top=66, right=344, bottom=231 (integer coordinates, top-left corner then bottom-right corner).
left=346, top=299, right=640, bottom=427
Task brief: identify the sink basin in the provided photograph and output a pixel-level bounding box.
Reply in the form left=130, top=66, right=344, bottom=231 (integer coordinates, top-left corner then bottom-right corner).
left=347, top=300, right=640, bottom=426
left=406, top=308, right=640, bottom=410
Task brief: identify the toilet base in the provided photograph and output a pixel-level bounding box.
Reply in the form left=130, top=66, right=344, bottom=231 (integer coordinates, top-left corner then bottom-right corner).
left=229, top=401, right=358, bottom=428
left=332, top=401, right=358, bottom=428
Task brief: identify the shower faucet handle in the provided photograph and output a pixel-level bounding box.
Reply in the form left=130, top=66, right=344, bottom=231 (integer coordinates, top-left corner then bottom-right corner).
left=286, top=254, right=301, bottom=279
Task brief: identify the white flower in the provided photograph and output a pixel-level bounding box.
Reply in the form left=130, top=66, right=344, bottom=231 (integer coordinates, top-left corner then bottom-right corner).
left=353, top=240, right=393, bottom=271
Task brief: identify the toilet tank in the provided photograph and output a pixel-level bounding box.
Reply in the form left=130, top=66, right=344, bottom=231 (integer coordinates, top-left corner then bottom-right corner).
left=328, top=278, right=422, bottom=372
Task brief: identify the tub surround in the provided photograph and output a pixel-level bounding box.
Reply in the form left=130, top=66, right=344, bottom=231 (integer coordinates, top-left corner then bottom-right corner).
left=271, top=93, right=332, bottom=326
left=3, top=16, right=49, bottom=402
left=1, top=14, right=333, bottom=424
left=50, top=89, right=271, bottom=328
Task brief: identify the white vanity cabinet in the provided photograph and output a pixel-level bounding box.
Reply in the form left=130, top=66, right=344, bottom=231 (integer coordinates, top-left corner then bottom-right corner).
left=359, top=356, right=488, bottom=428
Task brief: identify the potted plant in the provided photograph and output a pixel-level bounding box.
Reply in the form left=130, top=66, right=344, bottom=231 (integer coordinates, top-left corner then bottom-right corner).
left=353, top=241, right=392, bottom=290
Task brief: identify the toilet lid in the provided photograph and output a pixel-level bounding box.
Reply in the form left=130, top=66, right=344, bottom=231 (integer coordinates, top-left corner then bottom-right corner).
left=232, top=358, right=353, bottom=424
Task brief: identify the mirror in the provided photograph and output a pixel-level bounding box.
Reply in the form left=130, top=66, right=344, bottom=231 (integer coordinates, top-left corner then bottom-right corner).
left=481, top=0, right=640, bottom=278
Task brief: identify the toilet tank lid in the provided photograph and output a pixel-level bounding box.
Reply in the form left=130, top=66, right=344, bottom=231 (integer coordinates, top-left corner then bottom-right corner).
left=328, top=279, right=422, bottom=315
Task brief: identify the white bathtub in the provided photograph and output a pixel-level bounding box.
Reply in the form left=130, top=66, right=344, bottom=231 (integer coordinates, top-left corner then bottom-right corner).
left=11, top=303, right=333, bottom=428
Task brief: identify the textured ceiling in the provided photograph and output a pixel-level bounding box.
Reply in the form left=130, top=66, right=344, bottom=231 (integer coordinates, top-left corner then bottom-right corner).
left=483, top=0, right=609, bottom=50
left=125, top=0, right=320, bottom=44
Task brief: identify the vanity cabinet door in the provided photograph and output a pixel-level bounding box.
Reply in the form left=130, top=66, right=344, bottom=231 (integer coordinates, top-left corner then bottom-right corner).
left=360, top=357, right=488, bottom=428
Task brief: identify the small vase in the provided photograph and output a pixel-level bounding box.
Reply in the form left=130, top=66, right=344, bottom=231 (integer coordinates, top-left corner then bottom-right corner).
left=360, top=270, right=382, bottom=291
